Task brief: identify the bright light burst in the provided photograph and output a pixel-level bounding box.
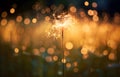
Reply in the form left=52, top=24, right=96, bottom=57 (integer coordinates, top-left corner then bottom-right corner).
left=0, top=3, right=120, bottom=58
left=47, top=13, right=75, bottom=39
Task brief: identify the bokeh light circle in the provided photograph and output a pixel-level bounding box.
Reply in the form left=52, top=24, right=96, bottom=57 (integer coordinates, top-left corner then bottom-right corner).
left=1, top=11, right=8, bottom=18
left=69, top=6, right=77, bottom=13
left=65, top=42, right=73, bottom=50
left=81, top=47, right=88, bottom=55
left=10, top=8, right=15, bottom=14
left=47, top=47, right=55, bottom=55
left=1, top=19, right=8, bottom=26
left=16, top=15, right=23, bottom=22
left=14, top=48, right=19, bottom=54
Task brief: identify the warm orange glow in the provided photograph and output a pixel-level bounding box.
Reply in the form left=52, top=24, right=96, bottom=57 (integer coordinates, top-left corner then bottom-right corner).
left=40, top=47, right=46, bottom=53
left=73, top=68, right=79, bottom=72
left=82, top=24, right=91, bottom=33
left=33, top=48, right=40, bottom=56
left=14, top=48, right=19, bottom=54
left=92, top=15, right=99, bottom=22
left=16, top=15, right=23, bottom=22
left=69, top=6, right=77, bottom=13
left=65, top=42, right=73, bottom=50
left=32, top=18, right=37, bottom=23
left=45, top=16, right=50, bottom=21
left=82, top=54, right=89, bottom=59
left=22, top=45, right=26, bottom=51
left=107, top=40, right=117, bottom=49
left=24, top=18, right=31, bottom=25
left=47, top=47, right=55, bottom=55
left=93, top=10, right=98, bottom=15
left=0, top=5, right=120, bottom=62
left=73, top=61, right=78, bottom=67
left=84, top=1, right=89, bottom=6
left=64, top=51, right=70, bottom=56
left=1, top=19, right=8, bottom=26
left=113, top=13, right=120, bottom=24
left=108, top=52, right=116, bottom=60
left=1, top=11, right=8, bottom=18
left=61, top=58, right=66, bottom=63
left=66, top=63, right=71, bottom=68
left=103, top=50, right=109, bottom=56
left=45, top=56, right=52, bottom=62
left=79, top=11, right=86, bottom=17
left=10, top=8, right=15, bottom=14
left=53, top=56, right=58, bottom=61
left=88, top=9, right=94, bottom=16
left=81, top=47, right=88, bottom=55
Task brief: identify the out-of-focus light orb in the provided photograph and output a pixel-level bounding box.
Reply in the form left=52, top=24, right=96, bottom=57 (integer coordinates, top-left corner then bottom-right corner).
left=16, top=15, right=23, bottom=22
left=92, top=2, right=98, bottom=8
left=1, top=11, right=8, bottom=18
left=22, top=45, right=26, bottom=51
left=45, top=7, right=51, bottom=13
left=69, top=6, right=77, bottom=13
left=79, top=11, right=86, bottom=17
left=33, top=48, right=40, bottom=56
left=14, top=48, right=19, bottom=54
left=53, top=56, right=58, bottom=61
left=65, top=42, right=73, bottom=50
left=88, top=9, right=94, bottom=16
left=24, top=18, right=31, bottom=25
left=10, top=8, right=15, bottom=14
left=61, top=58, right=66, bottom=63
left=107, top=40, right=117, bottom=49
left=32, top=18, right=37, bottom=23
left=108, top=52, right=116, bottom=60
left=93, top=10, right=98, bottom=15
left=47, top=47, right=55, bottom=55
left=40, top=47, right=46, bottom=53
left=1, top=19, right=7, bottom=26
left=45, top=56, right=52, bottom=62
left=64, top=51, right=70, bottom=56
left=73, top=61, right=78, bottom=67
left=45, top=16, right=50, bottom=21
left=82, top=54, right=89, bottom=59
left=58, top=70, right=63, bottom=75
left=84, top=1, right=89, bottom=6
left=81, top=47, right=88, bottom=55
left=93, top=15, right=99, bottom=22
left=103, top=50, right=109, bottom=56
left=41, top=9, right=46, bottom=14
left=66, top=63, right=71, bottom=68
left=73, top=68, right=79, bottom=72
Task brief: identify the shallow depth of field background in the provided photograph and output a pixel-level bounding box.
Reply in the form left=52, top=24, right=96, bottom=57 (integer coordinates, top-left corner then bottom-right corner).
left=0, top=0, right=120, bottom=77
